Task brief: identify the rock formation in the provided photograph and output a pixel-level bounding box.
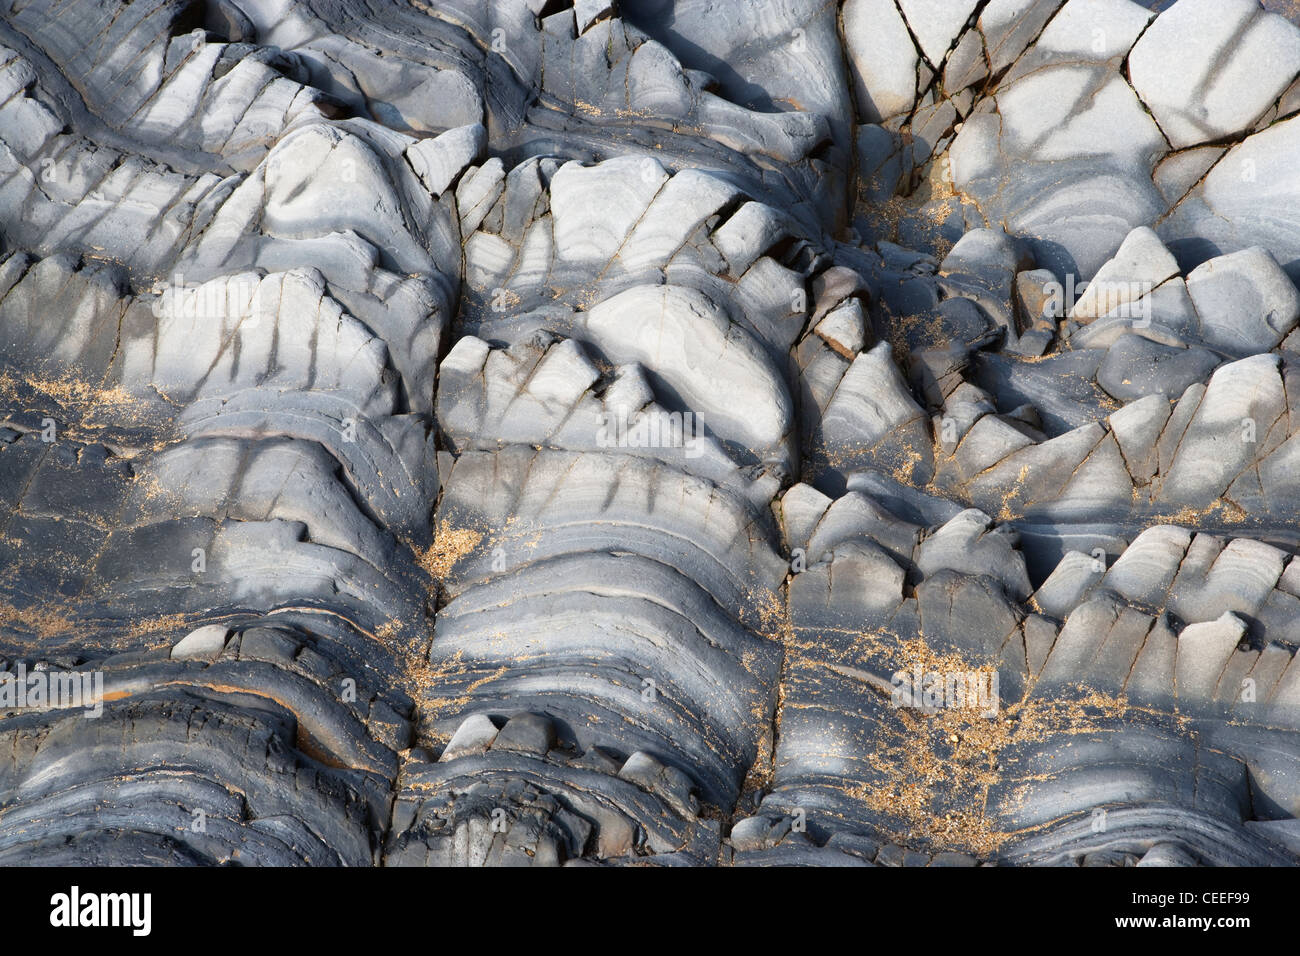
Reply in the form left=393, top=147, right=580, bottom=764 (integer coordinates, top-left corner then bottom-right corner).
left=0, top=0, right=1299, bottom=866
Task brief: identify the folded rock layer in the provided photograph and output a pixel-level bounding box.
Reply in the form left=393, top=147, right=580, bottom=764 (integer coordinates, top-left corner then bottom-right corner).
left=0, top=0, right=1298, bottom=867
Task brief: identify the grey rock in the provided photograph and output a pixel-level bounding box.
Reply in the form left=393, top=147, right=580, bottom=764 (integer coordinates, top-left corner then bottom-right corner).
left=1097, top=334, right=1220, bottom=402
left=441, top=714, right=500, bottom=762
left=1185, top=247, right=1300, bottom=356
left=3, top=0, right=1300, bottom=873
left=491, top=713, right=557, bottom=756
left=1129, top=0, right=1300, bottom=149
left=171, top=625, right=230, bottom=661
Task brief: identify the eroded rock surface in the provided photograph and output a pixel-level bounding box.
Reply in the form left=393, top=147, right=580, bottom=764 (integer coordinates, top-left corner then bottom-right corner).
left=1, top=0, right=1299, bottom=867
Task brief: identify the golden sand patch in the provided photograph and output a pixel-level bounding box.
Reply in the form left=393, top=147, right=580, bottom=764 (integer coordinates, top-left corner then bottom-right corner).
left=416, top=521, right=484, bottom=581
left=780, top=630, right=1146, bottom=857
left=0, top=600, right=75, bottom=639
left=0, top=371, right=139, bottom=420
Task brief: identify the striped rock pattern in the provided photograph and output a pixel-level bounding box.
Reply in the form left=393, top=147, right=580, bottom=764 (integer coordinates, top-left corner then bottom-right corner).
left=0, top=0, right=1298, bottom=866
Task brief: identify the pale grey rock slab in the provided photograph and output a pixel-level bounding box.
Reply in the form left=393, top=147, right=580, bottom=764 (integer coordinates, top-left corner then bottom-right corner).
left=1160, top=354, right=1287, bottom=505
left=803, top=490, right=921, bottom=568
left=980, top=0, right=1068, bottom=75
left=1069, top=227, right=1181, bottom=321
left=944, top=23, right=988, bottom=94
left=1153, top=146, right=1227, bottom=206
left=491, top=713, right=557, bottom=757
left=950, top=64, right=1168, bottom=280
left=621, top=0, right=855, bottom=148
left=439, top=714, right=500, bottom=762
left=1129, top=0, right=1300, bottom=149
left=842, top=0, right=922, bottom=124
left=1027, top=0, right=1152, bottom=65
left=583, top=284, right=794, bottom=463
left=1109, top=393, right=1174, bottom=482
left=436, top=448, right=788, bottom=626
left=1034, top=550, right=1107, bottom=619
left=1185, top=246, right=1300, bottom=356
left=1160, top=114, right=1300, bottom=284
left=778, top=482, right=834, bottom=554
left=171, top=624, right=230, bottom=660
left=916, top=508, right=1033, bottom=601
left=898, top=0, right=981, bottom=66
left=1070, top=279, right=1202, bottom=350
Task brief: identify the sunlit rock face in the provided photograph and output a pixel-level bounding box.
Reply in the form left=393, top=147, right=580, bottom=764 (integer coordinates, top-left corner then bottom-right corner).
left=0, top=0, right=1298, bottom=868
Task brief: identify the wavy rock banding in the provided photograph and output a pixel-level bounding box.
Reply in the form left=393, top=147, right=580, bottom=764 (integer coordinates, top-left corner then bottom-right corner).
left=0, top=0, right=1299, bottom=867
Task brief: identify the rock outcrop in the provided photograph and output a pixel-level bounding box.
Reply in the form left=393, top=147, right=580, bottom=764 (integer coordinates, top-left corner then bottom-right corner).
left=0, top=0, right=1299, bottom=868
